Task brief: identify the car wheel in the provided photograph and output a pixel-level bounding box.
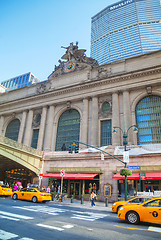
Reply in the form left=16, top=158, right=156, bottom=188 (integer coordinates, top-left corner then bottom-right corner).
left=126, top=211, right=140, bottom=224
left=117, top=205, right=123, bottom=213
left=32, top=196, right=37, bottom=203
left=12, top=193, right=18, bottom=200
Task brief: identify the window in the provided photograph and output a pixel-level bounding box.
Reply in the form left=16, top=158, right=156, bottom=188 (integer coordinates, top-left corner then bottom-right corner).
left=101, top=120, right=112, bottom=146
left=102, top=102, right=110, bottom=113
left=5, top=119, right=20, bottom=141
left=135, top=95, right=161, bottom=145
left=55, top=109, right=80, bottom=151
left=31, top=129, right=39, bottom=149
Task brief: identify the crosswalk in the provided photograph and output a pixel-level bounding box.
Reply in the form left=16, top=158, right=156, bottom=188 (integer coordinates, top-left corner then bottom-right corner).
left=13, top=206, right=109, bottom=221
left=0, top=210, right=33, bottom=221
left=0, top=229, right=34, bottom=240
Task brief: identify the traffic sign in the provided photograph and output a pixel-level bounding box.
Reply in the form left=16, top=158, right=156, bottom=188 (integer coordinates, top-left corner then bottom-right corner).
left=60, top=169, right=65, bottom=177
left=39, top=173, right=43, bottom=176
left=140, top=172, right=146, bottom=180
left=128, top=166, right=140, bottom=169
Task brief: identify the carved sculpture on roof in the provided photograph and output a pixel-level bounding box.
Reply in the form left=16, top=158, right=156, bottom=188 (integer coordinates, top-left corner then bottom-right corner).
left=48, top=42, right=98, bottom=79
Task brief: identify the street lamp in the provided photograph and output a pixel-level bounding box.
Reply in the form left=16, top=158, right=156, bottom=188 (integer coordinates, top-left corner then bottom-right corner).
left=113, top=125, right=138, bottom=201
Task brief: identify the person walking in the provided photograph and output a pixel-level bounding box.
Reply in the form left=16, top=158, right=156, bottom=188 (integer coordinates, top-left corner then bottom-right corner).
left=90, top=191, right=96, bottom=207
left=47, top=186, right=50, bottom=193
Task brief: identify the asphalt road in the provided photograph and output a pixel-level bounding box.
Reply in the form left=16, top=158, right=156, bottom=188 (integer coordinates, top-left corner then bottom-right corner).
left=0, top=197, right=161, bottom=240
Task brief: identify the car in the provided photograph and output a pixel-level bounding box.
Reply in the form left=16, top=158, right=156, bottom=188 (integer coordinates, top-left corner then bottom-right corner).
left=118, top=198, right=161, bottom=225
left=11, top=187, right=51, bottom=203
left=0, top=185, right=12, bottom=196
left=112, top=196, right=153, bottom=213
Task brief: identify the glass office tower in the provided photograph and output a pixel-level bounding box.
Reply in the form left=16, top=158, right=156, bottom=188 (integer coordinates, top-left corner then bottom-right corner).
left=91, top=0, right=161, bottom=65
left=1, top=72, right=40, bottom=91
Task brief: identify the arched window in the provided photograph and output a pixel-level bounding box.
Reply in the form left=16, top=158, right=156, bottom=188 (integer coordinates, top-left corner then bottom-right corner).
left=55, top=109, right=80, bottom=151
left=5, top=119, right=20, bottom=141
left=102, top=102, right=110, bottom=113
left=135, top=95, right=161, bottom=145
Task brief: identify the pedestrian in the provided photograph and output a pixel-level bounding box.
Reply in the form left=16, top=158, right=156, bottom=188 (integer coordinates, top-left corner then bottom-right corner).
left=14, top=183, right=18, bottom=191
left=47, top=186, right=50, bottom=193
left=90, top=191, right=96, bottom=207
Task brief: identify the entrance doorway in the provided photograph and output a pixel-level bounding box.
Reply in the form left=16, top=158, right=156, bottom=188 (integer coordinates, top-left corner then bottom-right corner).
left=70, top=182, right=81, bottom=198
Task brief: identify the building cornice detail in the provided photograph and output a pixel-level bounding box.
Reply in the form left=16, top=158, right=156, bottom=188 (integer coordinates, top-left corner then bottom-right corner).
left=0, top=66, right=161, bottom=112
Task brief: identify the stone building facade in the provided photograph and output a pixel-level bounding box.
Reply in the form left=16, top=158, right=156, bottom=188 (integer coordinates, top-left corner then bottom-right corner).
left=0, top=44, right=161, bottom=201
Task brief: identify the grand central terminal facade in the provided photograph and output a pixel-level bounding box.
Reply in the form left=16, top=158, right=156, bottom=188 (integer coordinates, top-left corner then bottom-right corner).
left=0, top=43, right=161, bottom=201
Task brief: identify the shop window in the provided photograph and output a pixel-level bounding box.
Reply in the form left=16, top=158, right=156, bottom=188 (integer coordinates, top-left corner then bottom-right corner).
left=101, top=120, right=112, bottom=146
left=55, top=109, right=80, bottom=151
left=135, top=95, right=161, bottom=145
left=5, top=119, right=20, bottom=141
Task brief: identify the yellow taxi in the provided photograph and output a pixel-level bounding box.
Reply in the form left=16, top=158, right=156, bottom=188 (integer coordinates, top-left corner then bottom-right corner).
left=112, top=196, right=153, bottom=213
left=118, top=198, right=161, bottom=225
left=0, top=185, right=12, bottom=196
left=11, top=187, right=51, bottom=203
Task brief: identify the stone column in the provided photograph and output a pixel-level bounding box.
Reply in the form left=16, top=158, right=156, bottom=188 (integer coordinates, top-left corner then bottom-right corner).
left=0, top=115, right=4, bottom=136
left=112, top=92, right=121, bottom=146
left=18, top=111, right=27, bottom=143
left=44, top=105, right=55, bottom=151
left=23, top=109, right=33, bottom=146
left=80, top=98, right=89, bottom=146
left=37, top=106, right=47, bottom=151
left=123, top=90, right=133, bottom=144
left=90, top=96, right=98, bottom=146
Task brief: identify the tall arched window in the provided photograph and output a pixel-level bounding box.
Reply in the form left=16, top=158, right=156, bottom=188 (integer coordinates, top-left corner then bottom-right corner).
left=55, top=109, right=80, bottom=151
left=135, top=95, right=161, bottom=145
left=5, top=119, right=20, bottom=141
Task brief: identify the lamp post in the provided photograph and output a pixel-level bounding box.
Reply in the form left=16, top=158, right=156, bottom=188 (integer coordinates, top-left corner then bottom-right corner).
left=113, top=125, right=138, bottom=201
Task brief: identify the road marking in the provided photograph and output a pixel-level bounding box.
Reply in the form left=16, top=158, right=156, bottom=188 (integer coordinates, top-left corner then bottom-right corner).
left=71, top=215, right=95, bottom=221
left=62, top=224, right=74, bottom=229
left=115, top=225, right=147, bottom=231
left=71, top=212, right=108, bottom=221
left=0, top=211, right=33, bottom=220
left=148, top=226, right=161, bottom=233
left=0, top=230, right=18, bottom=240
left=14, top=206, right=65, bottom=215
left=36, top=223, right=64, bottom=231
left=0, top=215, right=20, bottom=221
left=19, top=238, right=35, bottom=240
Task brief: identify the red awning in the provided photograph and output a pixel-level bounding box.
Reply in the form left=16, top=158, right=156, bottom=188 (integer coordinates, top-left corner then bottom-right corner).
left=43, top=173, right=98, bottom=179
left=146, top=172, right=161, bottom=180
left=112, top=172, right=139, bottom=180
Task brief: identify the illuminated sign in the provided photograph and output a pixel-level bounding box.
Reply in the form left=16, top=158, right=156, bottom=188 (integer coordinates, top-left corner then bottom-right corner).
left=110, top=0, right=134, bottom=11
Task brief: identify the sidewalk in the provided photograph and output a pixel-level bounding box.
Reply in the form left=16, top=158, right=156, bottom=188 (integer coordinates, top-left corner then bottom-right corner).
left=49, top=198, right=113, bottom=211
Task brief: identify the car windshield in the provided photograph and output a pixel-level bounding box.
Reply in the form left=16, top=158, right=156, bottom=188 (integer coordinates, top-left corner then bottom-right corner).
left=0, top=185, right=10, bottom=188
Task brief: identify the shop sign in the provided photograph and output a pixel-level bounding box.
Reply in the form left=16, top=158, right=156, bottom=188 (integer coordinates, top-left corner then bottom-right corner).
left=104, top=184, right=112, bottom=197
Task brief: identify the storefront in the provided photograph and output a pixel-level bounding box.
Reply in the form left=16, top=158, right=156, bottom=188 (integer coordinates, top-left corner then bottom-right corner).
left=43, top=172, right=100, bottom=199
left=113, top=172, right=161, bottom=199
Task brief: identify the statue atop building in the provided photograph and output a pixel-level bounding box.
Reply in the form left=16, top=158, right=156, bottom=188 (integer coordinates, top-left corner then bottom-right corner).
left=48, top=42, right=98, bottom=79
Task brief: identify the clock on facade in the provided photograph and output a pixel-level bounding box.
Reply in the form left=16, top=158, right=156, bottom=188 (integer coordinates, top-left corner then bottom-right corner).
left=64, top=61, right=76, bottom=73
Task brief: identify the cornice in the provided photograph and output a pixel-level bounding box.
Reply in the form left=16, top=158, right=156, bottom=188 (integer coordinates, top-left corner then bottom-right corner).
left=0, top=65, right=161, bottom=110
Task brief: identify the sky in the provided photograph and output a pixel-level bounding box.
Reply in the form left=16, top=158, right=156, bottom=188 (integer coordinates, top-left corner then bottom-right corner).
left=0, top=0, right=117, bottom=83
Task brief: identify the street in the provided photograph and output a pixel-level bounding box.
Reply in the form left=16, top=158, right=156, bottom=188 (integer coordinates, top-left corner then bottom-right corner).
left=0, top=197, right=161, bottom=240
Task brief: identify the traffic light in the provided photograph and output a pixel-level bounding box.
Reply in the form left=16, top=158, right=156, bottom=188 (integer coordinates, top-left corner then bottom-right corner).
left=75, top=144, right=79, bottom=153
left=68, top=145, right=73, bottom=153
